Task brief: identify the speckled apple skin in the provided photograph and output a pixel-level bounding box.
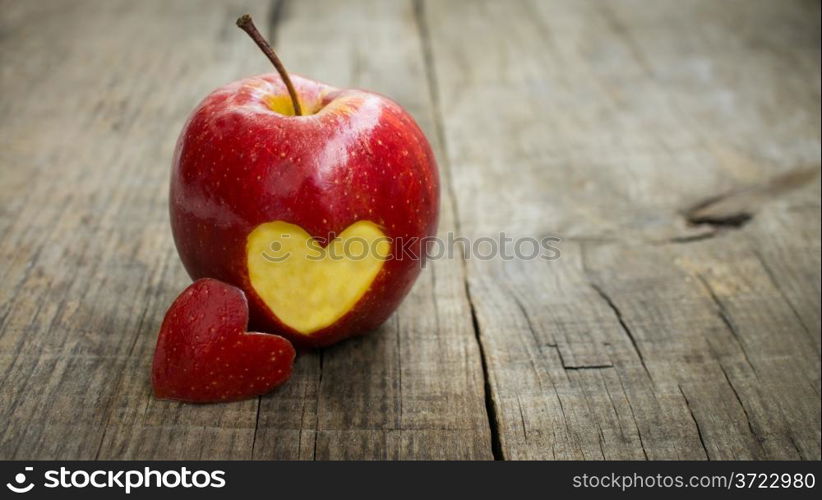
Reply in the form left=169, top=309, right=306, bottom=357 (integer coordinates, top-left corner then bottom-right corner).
left=170, top=74, right=440, bottom=348
left=152, top=278, right=295, bottom=403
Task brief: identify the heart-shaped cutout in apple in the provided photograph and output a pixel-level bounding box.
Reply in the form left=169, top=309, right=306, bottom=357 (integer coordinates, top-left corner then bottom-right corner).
left=247, top=220, right=391, bottom=334
left=169, top=16, right=439, bottom=347
left=152, top=278, right=295, bottom=403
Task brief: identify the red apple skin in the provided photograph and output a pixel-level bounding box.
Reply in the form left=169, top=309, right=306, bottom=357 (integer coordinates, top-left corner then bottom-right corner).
left=170, top=74, right=439, bottom=348
left=152, top=278, right=296, bottom=403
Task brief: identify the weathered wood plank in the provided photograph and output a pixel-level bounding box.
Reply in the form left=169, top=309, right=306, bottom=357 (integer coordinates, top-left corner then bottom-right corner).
left=422, top=0, right=820, bottom=459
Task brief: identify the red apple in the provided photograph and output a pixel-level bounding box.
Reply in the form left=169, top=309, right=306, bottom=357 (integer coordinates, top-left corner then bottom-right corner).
left=169, top=17, right=439, bottom=347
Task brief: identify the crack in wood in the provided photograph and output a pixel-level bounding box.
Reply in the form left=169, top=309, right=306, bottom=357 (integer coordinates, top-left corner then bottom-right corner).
left=562, top=364, right=614, bottom=371
left=466, top=283, right=503, bottom=461
left=685, top=166, right=818, bottom=228
left=753, top=250, right=815, bottom=342
left=718, top=364, right=761, bottom=448
left=428, top=262, right=441, bottom=335
left=395, top=314, right=402, bottom=430
left=505, top=285, right=591, bottom=458
left=251, top=397, right=262, bottom=458
left=589, top=283, right=654, bottom=383
left=660, top=231, right=721, bottom=245
left=296, top=358, right=311, bottom=459
left=413, top=0, right=502, bottom=461
left=613, top=372, right=649, bottom=460
left=508, top=288, right=544, bottom=352
left=687, top=211, right=753, bottom=228
left=313, top=349, right=323, bottom=461
left=547, top=340, right=613, bottom=370
left=596, top=424, right=607, bottom=460
left=515, top=393, right=527, bottom=441
left=502, top=273, right=614, bottom=369
left=788, top=433, right=805, bottom=460
left=695, top=274, right=760, bottom=378
left=678, top=385, right=710, bottom=460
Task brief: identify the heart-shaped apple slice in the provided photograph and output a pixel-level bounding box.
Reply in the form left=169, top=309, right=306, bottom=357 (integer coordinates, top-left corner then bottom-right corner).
left=152, top=278, right=295, bottom=403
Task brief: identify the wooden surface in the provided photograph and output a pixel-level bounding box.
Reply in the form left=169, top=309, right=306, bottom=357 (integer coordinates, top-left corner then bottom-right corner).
left=0, top=0, right=819, bottom=460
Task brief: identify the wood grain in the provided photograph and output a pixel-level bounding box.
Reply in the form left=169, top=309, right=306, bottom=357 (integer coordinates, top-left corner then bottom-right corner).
left=421, top=0, right=820, bottom=459
left=0, top=0, right=819, bottom=460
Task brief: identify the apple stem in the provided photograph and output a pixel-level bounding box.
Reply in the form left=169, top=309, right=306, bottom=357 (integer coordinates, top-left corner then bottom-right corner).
left=236, top=14, right=303, bottom=116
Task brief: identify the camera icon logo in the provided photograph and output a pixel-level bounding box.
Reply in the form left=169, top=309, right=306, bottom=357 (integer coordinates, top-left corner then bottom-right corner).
left=6, top=467, right=35, bottom=494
